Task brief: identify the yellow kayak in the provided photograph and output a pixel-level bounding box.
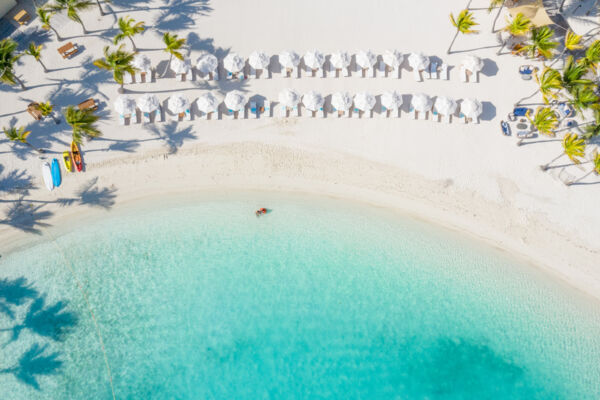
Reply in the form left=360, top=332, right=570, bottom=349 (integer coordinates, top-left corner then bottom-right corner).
left=62, top=151, right=72, bottom=172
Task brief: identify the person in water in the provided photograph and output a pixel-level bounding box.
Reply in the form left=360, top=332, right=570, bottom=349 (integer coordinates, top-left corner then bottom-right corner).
left=255, top=208, right=268, bottom=217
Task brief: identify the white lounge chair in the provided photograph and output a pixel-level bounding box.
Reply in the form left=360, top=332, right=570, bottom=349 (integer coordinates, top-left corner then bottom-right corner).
left=227, top=108, right=235, bottom=119
left=329, top=62, right=336, bottom=75
left=320, top=67, right=326, bottom=78
left=368, top=65, right=375, bottom=78
left=119, top=114, right=125, bottom=125
left=410, top=107, right=417, bottom=119
left=249, top=66, right=256, bottom=79
left=320, top=107, right=325, bottom=118
left=430, top=62, right=438, bottom=79
left=367, top=109, right=373, bottom=118
left=432, top=111, right=440, bottom=122
left=295, top=105, right=301, bottom=117
left=460, top=65, right=468, bottom=82
left=396, top=108, right=401, bottom=118
left=473, top=116, right=480, bottom=124
left=395, top=65, right=401, bottom=79
left=346, top=109, right=351, bottom=118
left=421, top=110, right=428, bottom=120
left=344, top=66, right=351, bottom=77
left=424, top=67, right=431, bottom=79
left=445, top=114, right=452, bottom=123
left=143, top=112, right=151, bottom=123
left=227, top=71, right=233, bottom=80
left=380, top=106, right=388, bottom=118
left=353, top=108, right=360, bottom=118
left=293, top=66, right=299, bottom=78
left=378, top=60, right=386, bottom=77
left=202, top=111, right=209, bottom=120
left=440, top=63, right=449, bottom=80
left=157, top=107, right=163, bottom=122
left=250, top=102, right=258, bottom=118
left=413, top=69, right=422, bottom=82
left=459, top=112, right=467, bottom=123
left=185, top=109, right=191, bottom=121
left=279, top=105, right=287, bottom=117
left=263, top=100, right=271, bottom=117
left=212, top=70, right=219, bottom=81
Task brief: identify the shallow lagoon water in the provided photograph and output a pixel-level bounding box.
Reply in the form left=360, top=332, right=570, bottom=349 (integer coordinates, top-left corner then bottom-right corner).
left=1, top=193, right=599, bottom=399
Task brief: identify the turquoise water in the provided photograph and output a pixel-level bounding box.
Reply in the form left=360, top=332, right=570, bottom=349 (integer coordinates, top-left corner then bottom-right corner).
left=1, top=193, right=600, bottom=399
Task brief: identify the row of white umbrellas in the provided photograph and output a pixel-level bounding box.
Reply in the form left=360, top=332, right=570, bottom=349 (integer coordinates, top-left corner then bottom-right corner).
left=114, top=93, right=218, bottom=115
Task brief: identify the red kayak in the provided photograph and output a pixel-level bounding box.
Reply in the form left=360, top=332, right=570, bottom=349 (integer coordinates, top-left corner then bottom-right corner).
left=71, top=141, right=83, bottom=172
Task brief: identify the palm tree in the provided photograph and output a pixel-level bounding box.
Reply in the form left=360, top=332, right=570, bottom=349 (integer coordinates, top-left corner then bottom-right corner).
left=0, top=38, right=25, bottom=90
left=560, top=55, right=593, bottom=95
left=33, top=101, right=60, bottom=124
left=582, top=121, right=600, bottom=140
left=541, top=133, right=585, bottom=171
left=569, top=85, right=599, bottom=115
left=516, top=66, right=561, bottom=105
left=161, top=32, right=186, bottom=77
left=497, top=12, right=531, bottom=55
left=518, top=26, right=558, bottom=59
left=569, top=151, right=600, bottom=185
left=24, top=42, right=48, bottom=73
left=3, top=126, right=44, bottom=153
left=114, top=17, right=145, bottom=51
left=48, top=0, right=94, bottom=34
left=36, top=7, right=62, bottom=41
left=528, top=106, right=558, bottom=136
left=93, top=45, right=136, bottom=93
left=64, top=105, right=101, bottom=144
left=578, top=40, right=600, bottom=73
left=448, top=10, right=479, bottom=54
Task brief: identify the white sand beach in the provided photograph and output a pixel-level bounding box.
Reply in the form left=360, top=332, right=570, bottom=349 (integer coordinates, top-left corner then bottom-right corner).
left=1, top=0, right=599, bottom=297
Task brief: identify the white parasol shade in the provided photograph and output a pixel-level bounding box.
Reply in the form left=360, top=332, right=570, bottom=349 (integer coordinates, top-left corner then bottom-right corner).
left=356, top=50, right=376, bottom=69
left=382, top=50, right=404, bottom=68
left=196, top=92, right=219, bottom=113
left=302, top=91, right=324, bottom=112
left=330, top=51, right=351, bottom=69
left=304, top=50, right=325, bottom=69
left=137, top=93, right=160, bottom=113
left=461, top=98, right=483, bottom=119
left=354, top=92, right=376, bottom=111
left=113, top=95, right=136, bottom=115
left=132, top=54, right=152, bottom=73
left=248, top=51, right=270, bottom=69
left=408, top=52, right=430, bottom=71
left=462, top=55, right=484, bottom=73
left=381, top=91, right=403, bottom=110
left=171, top=57, right=191, bottom=75
left=167, top=93, right=190, bottom=114
left=278, top=88, right=300, bottom=108
left=411, top=93, right=433, bottom=113
left=196, top=53, right=218, bottom=73
left=434, top=96, right=458, bottom=116
left=224, top=91, right=247, bottom=111
left=331, top=92, right=353, bottom=111
left=279, top=50, right=300, bottom=68
left=223, top=53, right=245, bottom=73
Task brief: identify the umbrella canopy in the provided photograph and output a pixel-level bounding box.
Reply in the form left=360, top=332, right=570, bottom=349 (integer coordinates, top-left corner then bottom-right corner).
left=113, top=95, right=136, bottom=115
left=224, top=91, right=247, bottom=111
left=197, top=92, right=219, bottom=113
left=223, top=53, right=245, bottom=73
left=408, top=52, right=430, bottom=71
left=354, top=92, right=376, bottom=111
left=171, top=57, right=192, bottom=74
left=167, top=93, right=190, bottom=114
left=279, top=50, right=300, bottom=68
left=304, top=50, right=325, bottom=69
left=248, top=51, right=270, bottom=69
left=462, top=55, right=484, bottom=73
left=331, top=92, right=353, bottom=111
left=132, top=54, right=152, bottom=73
left=411, top=93, right=433, bottom=113
left=302, top=91, right=324, bottom=112
left=278, top=88, right=300, bottom=108
left=382, top=50, right=404, bottom=68
left=330, top=51, right=351, bottom=69
left=137, top=93, right=160, bottom=113
left=381, top=91, right=403, bottom=110
left=356, top=50, right=376, bottom=69
left=434, top=96, right=458, bottom=116
left=461, top=98, right=483, bottom=119
left=196, top=53, right=218, bottom=73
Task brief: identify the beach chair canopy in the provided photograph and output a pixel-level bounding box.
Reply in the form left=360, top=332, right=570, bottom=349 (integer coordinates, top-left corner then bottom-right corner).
left=354, top=92, right=376, bottom=111
left=171, top=57, right=192, bottom=75
left=248, top=51, right=270, bottom=69
left=356, top=50, right=377, bottom=69
left=196, top=53, right=218, bottom=73
left=167, top=93, right=190, bottom=114
left=434, top=96, right=458, bottom=116
left=330, top=51, right=351, bottom=69
left=137, top=94, right=160, bottom=113
left=304, top=50, right=325, bottom=69
left=113, top=95, right=136, bottom=115
left=278, top=88, right=301, bottom=108
left=223, top=53, right=245, bottom=73
left=462, top=55, right=484, bottom=73
left=302, top=91, right=324, bottom=111
left=279, top=50, right=300, bottom=68
left=224, top=91, right=247, bottom=111
left=331, top=92, right=353, bottom=111
left=411, top=93, right=433, bottom=113
left=381, top=91, right=403, bottom=110
left=382, top=50, right=404, bottom=68
left=132, top=54, right=152, bottom=73
left=408, top=52, right=430, bottom=71
left=461, top=98, right=483, bottom=118
left=197, top=92, right=219, bottom=113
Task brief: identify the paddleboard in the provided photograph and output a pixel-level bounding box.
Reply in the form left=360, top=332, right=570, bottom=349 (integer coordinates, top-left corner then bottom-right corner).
left=51, top=158, right=61, bottom=187
left=41, top=162, right=54, bottom=191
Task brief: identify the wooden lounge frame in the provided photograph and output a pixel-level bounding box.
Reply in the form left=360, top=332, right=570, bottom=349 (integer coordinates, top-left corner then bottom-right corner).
left=13, top=10, right=30, bottom=25
left=58, top=42, right=79, bottom=59
left=27, top=102, right=43, bottom=121
left=78, top=98, right=97, bottom=112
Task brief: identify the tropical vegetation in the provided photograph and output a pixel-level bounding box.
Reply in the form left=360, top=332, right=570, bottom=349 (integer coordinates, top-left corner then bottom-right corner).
left=518, top=26, right=558, bottom=59
left=93, top=45, right=137, bottom=92
left=25, top=43, right=48, bottom=73
left=528, top=107, right=558, bottom=137
left=3, top=126, right=44, bottom=153
left=161, top=32, right=186, bottom=77
left=63, top=105, right=101, bottom=144
left=0, top=38, right=25, bottom=90
left=448, top=10, right=478, bottom=54
left=542, top=133, right=585, bottom=171
left=36, top=7, right=62, bottom=41
left=114, top=17, right=145, bottom=51
left=48, top=0, right=94, bottom=34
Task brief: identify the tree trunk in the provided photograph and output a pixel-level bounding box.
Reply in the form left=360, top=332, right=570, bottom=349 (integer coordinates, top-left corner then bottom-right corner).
left=118, top=81, right=125, bottom=93
left=569, top=169, right=595, bottom=185
left=95, top=0, right=105, bottom=16
left=38, top=59, right=48, bottom=73
left=447, top=30, right=459, bottom=54
left=13, top=74, right=26, bottom=90
left=161, top=54, right=173, bottom=77
left=129, top=36, right=137, bottom=52
left=26, top=142, right=45, bottom=154
left=50, top=26, right=63, bottom=41
left=79, top=20, right=88, bottom=34
left=491, top=3, right=504, bottom=33
left=541, top=152, right=564, bottom=171
left=515, top=89, right=539, bottom=106
left=559, top=0, right=567, bottom=12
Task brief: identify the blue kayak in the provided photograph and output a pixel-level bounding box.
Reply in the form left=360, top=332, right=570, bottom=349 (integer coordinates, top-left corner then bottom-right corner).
left=51, top=158, right=61, bottom=187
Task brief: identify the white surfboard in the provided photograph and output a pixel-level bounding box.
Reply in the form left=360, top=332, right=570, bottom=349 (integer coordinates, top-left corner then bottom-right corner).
left=41, top=162, right=54, bottom=191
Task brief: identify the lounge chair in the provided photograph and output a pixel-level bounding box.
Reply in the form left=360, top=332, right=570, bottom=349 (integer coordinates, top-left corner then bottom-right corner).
left=212, top=70, right=219, bottom=81
left=171, top=113, right=180, bottom=122
left=430, top=62, right=438, bottom=79
left=119, top=114, right=125, bottom=125
left=433, top=110, right=440, bottom=122
left=227, top=108, right=235, bottom=119
left=295, top=105, right=301, bottom=117
left=203, top=111, right=210, bottom=120
left=249, top=66, right=256, bottom=79
left=143, top=112, right=151, bottom=123
left=263, top=100, right=271, bottom=117
left=459, top=112, right=467, bottom=123
left=396, top=108, right=401, bottom=118
left=329, top=62, right=336, bottom=75
left=380, top=105, right=388, bottom=118
left=368, top=65, right=375, bottom=78
left=293, top=66, right=300, bottom=79
left=344, top=66, right=351, bottom=77
left=394, top=65, right=401, bottom=79
left=413, top=69, right=422, bottom=82
left=320, top=67, right=326, bottom=78
left=157, top=107, right=163, bottom=122
left=459, top=65, right=467, bottom=82
left=346, top=109, right=351, bottom=118
left=309, top=109, right=316, bottom=118
left=424, top=66, right=431, bottom=79
left=410, top=107, right=417, bottom=119
left=367, top=109, right=373, bottom=118
left=238, top=72, right=245, bottom=81
left=227, top=71, right=233, bottom=80
left=421, top=110, right=428, bottom=120
left=445, top=114, right=452, bottom=123
left=440, top=63, right=449, bottom=80
left=557, top=102, right=574, bottom=119
left=238, top=108, right=246, bottom=119
left=378, top=60, right=386, bottom=77
left=185, top=109, right=191, bottom=121
left=279, top=105, right=288, bottom=117
left=353, top=108, right=360, bottom=118
left=135, top=71, right=142, bottom=83
left=320, top=107, right=325, bottom=118
left=472, top=116, right=480, bottom=124
left=250, top=102, right=258, bottom=118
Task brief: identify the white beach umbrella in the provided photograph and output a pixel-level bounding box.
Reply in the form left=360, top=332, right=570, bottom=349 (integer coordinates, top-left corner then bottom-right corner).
left=408, top=52, right=430, bottom=71
left=223, top=53, right=245, bottom=73
left=248, top=51, right=270, bottom=70
left=411, top=93, right=433, bottom=113
left=331, top=92, right=353, bottom=111
left=382, top=50, right=404, bottom=68
left=196, top=53, right=218, bottom=73
left=171, top=57, right=191, bottom=74
left=462, top=55, right=484, bottom=73
left=196, top=92, right=219, bottom=113
left=113, top=95, right=136, bottom=115
left=354, top=92, right=376, bottom=112
left=167, top=93, right=190, bottom=114
left=224, top=90, right=247, bottom=111
left=304, top=50, right=325, bottom=69
left=356, top=50, right=376, bottom=69
left=434, top=96, right=458, bottom=116
left=278, top=88, right=300, bottom=108
left=132, top=54, right=152, bottom=73
left=461, top=98, right=483, bottom=119
left=137, top=93, right=159, bottom=113
left=330, top=51, right=351, bottom=69
left=381, top=91, right=403, bottom=110
left=279, top=50, right=300, bottom=68
left=302, top=91, right=324, bottom=112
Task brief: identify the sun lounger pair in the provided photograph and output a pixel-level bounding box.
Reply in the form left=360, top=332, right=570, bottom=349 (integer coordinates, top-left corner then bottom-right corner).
left=413, top=69, right=422, bottom=82
left=440, top=63, right=449, bottom=80
left=519, top=65, right=534, bottom=80
left=78, top=98, right=98, bottom=112
left=135, top=71, right=151, bottom=83
left=557, top=102, right=574, bottom=119
left=429, top=62, right=438, bottom=79
left=57, top=42, right=79, bottom=59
